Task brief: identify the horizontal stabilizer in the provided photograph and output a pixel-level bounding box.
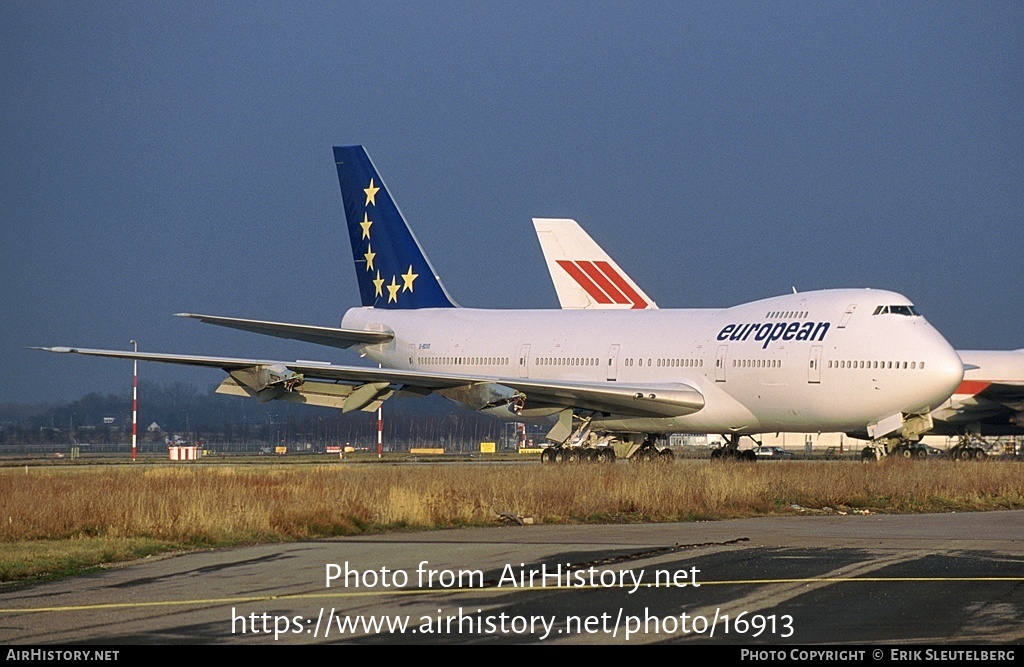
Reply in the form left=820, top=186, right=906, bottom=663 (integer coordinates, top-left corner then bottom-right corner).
left=175, top=313, right=393, bottom=348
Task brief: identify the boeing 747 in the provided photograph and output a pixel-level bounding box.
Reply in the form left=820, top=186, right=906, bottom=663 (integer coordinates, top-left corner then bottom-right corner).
left=38, top=147, right=964, bottom=462
left=531, top=216, right=1017, bottom=459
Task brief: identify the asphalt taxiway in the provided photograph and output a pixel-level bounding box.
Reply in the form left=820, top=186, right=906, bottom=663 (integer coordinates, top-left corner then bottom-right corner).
left=2, top=510, right=1022, bottom=644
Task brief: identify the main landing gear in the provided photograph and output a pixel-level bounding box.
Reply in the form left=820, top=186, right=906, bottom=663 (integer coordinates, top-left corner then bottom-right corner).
left=709, top=434, right=758, bottom=461
left=539, top=431, right=674, bottom=465
left=540, top=415, right=617, bottom=464
left=540, top=445, right=616, bottom=464
left=860, top=435, right=987, bottom=461
left=627, top=436, right=675, bottom=463
left=948, top=435, right=988, bottom=461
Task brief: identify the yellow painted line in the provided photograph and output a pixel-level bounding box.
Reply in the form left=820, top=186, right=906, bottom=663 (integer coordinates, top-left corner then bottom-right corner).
left=3, top=576, right=1022, bottom=615
left=1, top=589, right=443, bottom=614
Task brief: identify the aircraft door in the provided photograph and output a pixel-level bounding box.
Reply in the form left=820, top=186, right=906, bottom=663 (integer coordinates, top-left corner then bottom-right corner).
left=715, top=345, right=728, bottom=382
left=808, top=345, right=822, bottom=384
left=607, top=344, right=620, bottom=381
left=518, top=344, right=531, bottom=379
left=838, top=304, right=857, bottom=329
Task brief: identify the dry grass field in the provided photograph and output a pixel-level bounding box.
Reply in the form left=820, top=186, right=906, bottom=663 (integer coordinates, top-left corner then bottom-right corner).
left=1, top=459, right=1022, bottom=581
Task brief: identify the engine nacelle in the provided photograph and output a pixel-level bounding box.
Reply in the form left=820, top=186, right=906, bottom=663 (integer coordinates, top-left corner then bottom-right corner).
left=229, top=364, right=304, bottom=402
left=436, top=382, right=524, bottom=412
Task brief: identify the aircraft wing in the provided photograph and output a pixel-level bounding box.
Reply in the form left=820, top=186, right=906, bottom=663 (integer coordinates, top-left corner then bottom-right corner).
left=174, top=313, right=394, bottom=348
left=34, top=346, right=703, bottom=419
left=928, top=349, right=1024, bottom=436
left=501, top=378, right=703, bottom=418
left=929, top=380, right=1024, bottom=434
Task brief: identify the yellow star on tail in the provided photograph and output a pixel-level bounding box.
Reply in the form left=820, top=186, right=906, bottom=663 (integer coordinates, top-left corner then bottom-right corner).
left=360, top=213, right=373, bottom=240
left=363, top=244, right=375, bottom=271
left=372, top=270, right=384, bottom=298
left=401, top=265, right=418, bottom=292
left=364, top=179, right=379, bottom=206
left=386, top=276, right=401, bottom=303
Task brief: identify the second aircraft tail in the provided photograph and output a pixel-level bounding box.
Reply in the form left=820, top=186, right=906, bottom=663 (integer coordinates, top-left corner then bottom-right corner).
left=533, top=218, right=657, bottom=310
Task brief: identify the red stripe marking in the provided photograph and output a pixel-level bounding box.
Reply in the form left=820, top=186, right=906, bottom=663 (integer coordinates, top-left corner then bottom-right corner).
left=578, top=261, right=629, bottom=304
left=955, top=380, right=992, bottom=395
left=556, top=260, right=613, bottom=304
left=595, top=260, right=648, bottom=309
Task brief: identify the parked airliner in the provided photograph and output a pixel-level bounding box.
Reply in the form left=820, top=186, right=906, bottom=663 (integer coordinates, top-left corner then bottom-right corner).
left=927, top=349, right=1024, bottom=458
left=531, top=217, right=1020, bottom=459
left=38, top=146, right=964, bottom=461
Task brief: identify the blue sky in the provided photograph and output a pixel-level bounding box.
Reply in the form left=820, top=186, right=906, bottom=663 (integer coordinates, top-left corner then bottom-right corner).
left=3, top=2, right=1022, bottom=403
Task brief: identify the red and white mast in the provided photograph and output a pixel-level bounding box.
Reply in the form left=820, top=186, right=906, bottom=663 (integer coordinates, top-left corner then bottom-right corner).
left=131, top=339, right=138, bottom=462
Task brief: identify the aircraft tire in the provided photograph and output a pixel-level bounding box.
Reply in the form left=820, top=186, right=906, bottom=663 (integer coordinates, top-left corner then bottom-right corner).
left=710, top=449, right=723, bottom=460
left=555, top=448, right=572, bottom=464
left=741, top=449, right=756, bottom=462
left=861, top=447, right=877, bottom=461
left=633, top=448, right=655, bottom=463
left=899, top=446, right=913, bottom=458
left=973, top=448, right=987, bottom=460
left=540, top=448, right=558, bottom=464
left=658, top=448, right=675, bottom=462
left=914, top=448, right=927, bottom=459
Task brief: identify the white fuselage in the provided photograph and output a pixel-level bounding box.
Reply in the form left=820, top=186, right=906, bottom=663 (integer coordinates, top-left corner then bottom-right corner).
left=342, top=288, right=964, bottom=435
left=929, top=349, right=1024, bottom=436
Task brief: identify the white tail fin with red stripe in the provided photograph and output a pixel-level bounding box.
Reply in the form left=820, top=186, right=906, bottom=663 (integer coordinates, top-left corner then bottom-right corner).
left=533, top=218, right=658, bottom=310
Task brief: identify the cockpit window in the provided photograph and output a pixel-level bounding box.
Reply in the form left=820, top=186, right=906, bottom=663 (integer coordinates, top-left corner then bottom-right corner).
left=872, top=305, right=921, bottom=316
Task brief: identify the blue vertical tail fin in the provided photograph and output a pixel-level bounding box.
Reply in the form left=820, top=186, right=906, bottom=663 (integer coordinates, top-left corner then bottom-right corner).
left=333, top=145, right=457, bottom=309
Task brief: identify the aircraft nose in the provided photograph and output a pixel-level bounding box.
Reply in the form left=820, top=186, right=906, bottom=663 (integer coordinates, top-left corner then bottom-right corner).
left=929, top=343, right=965, bottom=407
left=897, top=323, right=964, bottom=415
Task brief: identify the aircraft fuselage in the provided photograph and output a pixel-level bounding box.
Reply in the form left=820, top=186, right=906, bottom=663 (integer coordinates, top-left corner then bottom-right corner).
left=343, top=287, right=963, bottom=435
